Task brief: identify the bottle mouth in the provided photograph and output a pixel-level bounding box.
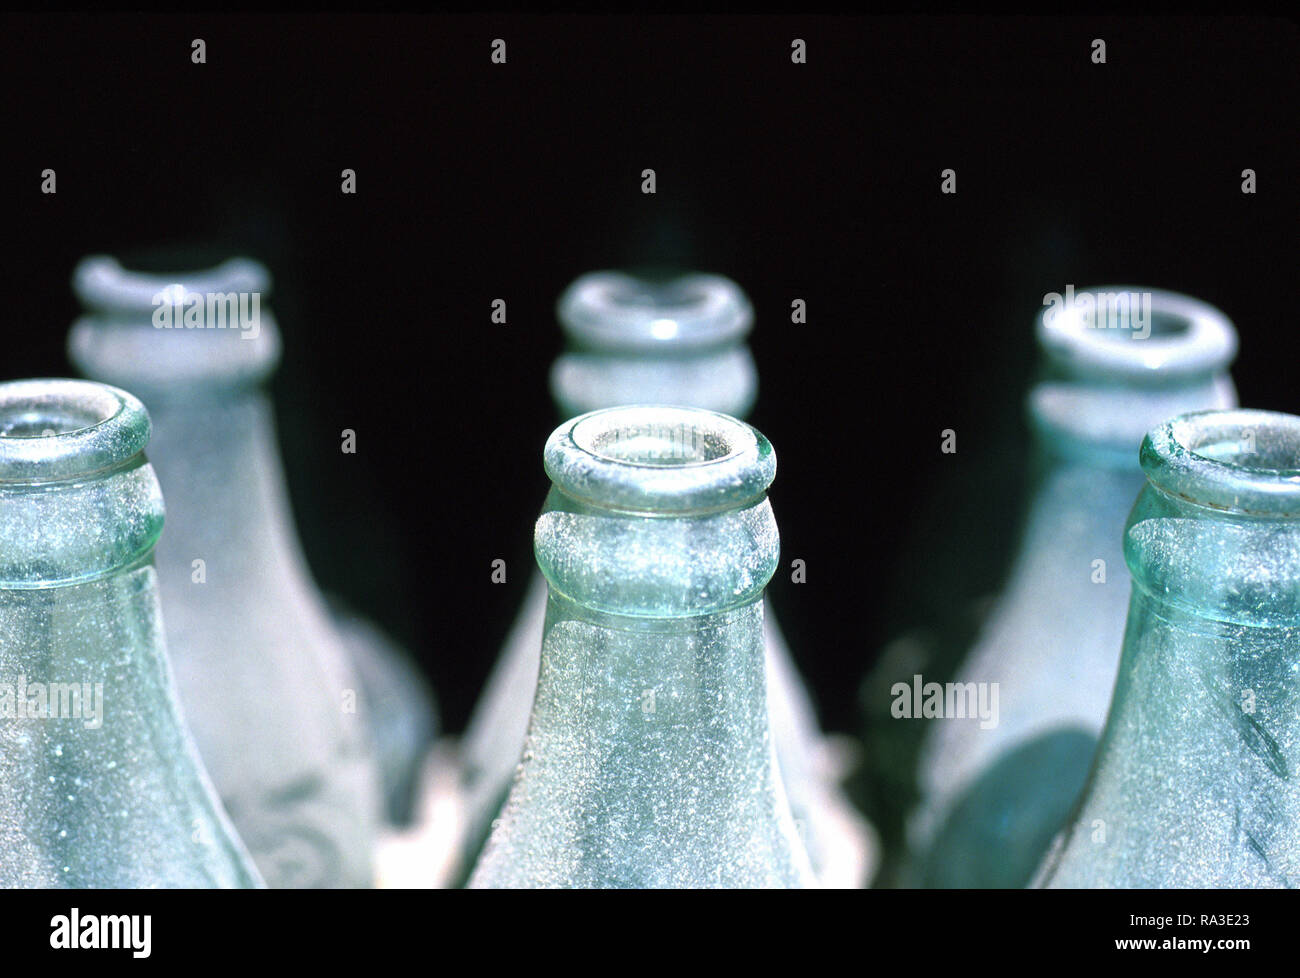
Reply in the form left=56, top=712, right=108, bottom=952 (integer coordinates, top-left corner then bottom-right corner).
left=545, top=405, right=774, bottom=513
left=1142, top=409, right=1300, bottom=516
left=68, top=253, right=281, bottom=393
left=1037, top=286, right=1237, bottom=380
left=0, top=379, right=151, bottom=483
left=557, top=271, right=752, bottom=353
left=72, top=255, right=271, bottom=312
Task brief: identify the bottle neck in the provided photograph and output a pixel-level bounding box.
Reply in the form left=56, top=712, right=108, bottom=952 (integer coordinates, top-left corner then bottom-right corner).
left=539, top=588, right=770, bottom=733
left=1028, top=370, right=1236, bottom=471
left=68, top=312, right=281, bottom=398
left=550, top=345, right=758, bottom=420
left=140, top=390, right=327, bottom=625
left=0, top=381, right=163, bottom=589
left=69, top=255, right=280, bottom=395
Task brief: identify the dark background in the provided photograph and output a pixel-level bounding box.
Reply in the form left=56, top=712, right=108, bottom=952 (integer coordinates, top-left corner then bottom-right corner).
left=1, top=14, right=1295, bottom=733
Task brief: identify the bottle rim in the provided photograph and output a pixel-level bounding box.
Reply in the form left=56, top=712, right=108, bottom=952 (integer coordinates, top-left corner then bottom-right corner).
left=1036, top=286, right=1237, bottom=380
left=544, top=404, right=774, bottom=514
left=557, top=270, right=752, bottom=353
left=73, top=255, right=271, bottom=312
left=0, top=378, right=150, bottom=483
left=1142, top=408, right=1300, bottom=516
left=68, top=253, right=281, bottom=393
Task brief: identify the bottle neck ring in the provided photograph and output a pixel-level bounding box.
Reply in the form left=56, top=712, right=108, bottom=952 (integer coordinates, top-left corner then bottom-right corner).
left=1142, top=409, right=1300, bottom=518
left=0, top=379, right=150, bottom=485
left=1037, top=285, right=1237, bottom=382
left=557, top=270, right=752, bottom=354
left=544, top=404, right=774, bottom=516
left=1030, top=287, right=1239, bottom=460
left=69, top=255, right=281, bottom=394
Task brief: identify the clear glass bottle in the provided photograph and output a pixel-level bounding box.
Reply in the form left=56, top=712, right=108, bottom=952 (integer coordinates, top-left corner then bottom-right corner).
left=469, top=405, right=815, bottom=888
left=457, top=270, right=868, bottom=886
left=0, top=378, right=263, bottom=888
left=328, top=595, right=438, bottom=826
left=1038, top=409, right=1300, bottom=888
left=907, top=287, right=1238, bottom=887
left=67, top=255, right=383, bottom=887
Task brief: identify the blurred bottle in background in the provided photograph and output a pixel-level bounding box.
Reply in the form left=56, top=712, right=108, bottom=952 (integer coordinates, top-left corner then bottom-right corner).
left=887, top=287, right=1238, bottom=887
left=67, top=254, right=427, bottom=887
left=326, top=595, right=437, bottom=827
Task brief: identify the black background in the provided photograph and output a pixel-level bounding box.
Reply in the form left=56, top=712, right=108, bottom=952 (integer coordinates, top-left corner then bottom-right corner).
left=1, top=14, right=1295, bottom=734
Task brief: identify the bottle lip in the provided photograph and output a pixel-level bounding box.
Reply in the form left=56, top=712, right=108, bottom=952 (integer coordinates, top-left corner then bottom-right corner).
left=0, top=379, right=150, bottom=484
left=544, top=404, right=775, bottom=514
left=557, top=270, right=753, bottom=353
left=1142, top=408, right=1300, bottom=517
left=72, top=255, right=271, bottom=312
left=1029, top=373, right=1238, bottom=463
left=549, top=346, right=759, bottom=421
left=69, top=253, right=281, bottom=393
left=1037, top=286, right=1237, bottom=380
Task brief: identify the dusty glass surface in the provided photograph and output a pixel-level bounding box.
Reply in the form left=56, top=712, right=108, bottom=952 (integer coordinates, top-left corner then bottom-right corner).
left=68, top=256, right=387, bottom=887
left=458, top=270, right=862, bottom=886
left=1038, top=409, right=1300, bottom=888
left=908, top=288, right=1238, bottom=887
left=0, top=379, right=262, bottom=888
left=469, top=406, right=814, bottom=888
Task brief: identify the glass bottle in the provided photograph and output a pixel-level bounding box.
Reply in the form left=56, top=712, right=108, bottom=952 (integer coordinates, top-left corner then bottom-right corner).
left=67, top=255, right=383, bottom=887
left=469, top=405, right=815, bottom=888
left=906, top=287, right=1238, bottom=887
left=1038, top=409, right=1300, bottom=888
left=456, top=270, right=869, bottom=886
left=0, top=378, right=262, bottom=888
left=328, top=595, right=438, bottom=826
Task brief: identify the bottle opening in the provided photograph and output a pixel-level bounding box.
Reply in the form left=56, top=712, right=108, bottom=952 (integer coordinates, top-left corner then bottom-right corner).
left=558, top=271, right=752, bottom=352
left=1143, top=409, right=1300, bottom=516
left=606, top=277, right=707, bottom=310
left=573, top=413, right=742, bottom=467
left=0, top=379, right=150, bottom=483
left=73, top=254, right=271, bottom=312
left=1089, top=309, right=1190, bottom=341
left=0, top=397, right=112, bottom=438
left=548, top=405, right=774, bottom=513
left=1037, top=286, right=1236, bottom=380
left=68, top=253, right=281, bottom=394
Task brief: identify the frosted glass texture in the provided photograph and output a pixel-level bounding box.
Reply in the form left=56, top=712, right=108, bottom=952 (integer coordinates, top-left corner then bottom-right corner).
left=459, top=270, right=856, bottom=884
left=0, top=379, right=262, bottom=888
left=470, top=406, right=815, bottom=888
left=1039, top=409, right=1300, bottom=887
